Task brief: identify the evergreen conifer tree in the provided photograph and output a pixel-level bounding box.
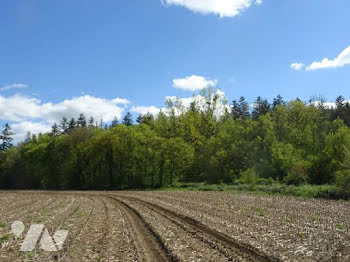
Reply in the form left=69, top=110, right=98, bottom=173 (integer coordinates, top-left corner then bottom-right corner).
left=0, top=123, right=14, bottom=150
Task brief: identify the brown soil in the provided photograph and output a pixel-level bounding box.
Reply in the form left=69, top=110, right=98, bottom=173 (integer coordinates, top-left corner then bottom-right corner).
left=0, top=191, right=349, bottom=261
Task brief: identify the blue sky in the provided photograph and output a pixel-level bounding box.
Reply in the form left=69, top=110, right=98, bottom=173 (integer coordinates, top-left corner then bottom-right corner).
left=1, top=0, right=350, bottom=141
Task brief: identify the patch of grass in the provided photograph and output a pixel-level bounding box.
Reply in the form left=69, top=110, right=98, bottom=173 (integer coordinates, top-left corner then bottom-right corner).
left=0, top=222, right=7, bottom=228
left=61, top=225, right=70, bottom=230
left=59, top=202, right=68, bottom=208
left=162, top=182, right=348, bottom=200
left=336, top=223, right=345, bottom=231
left=25, top=251, right=36, bottom=260
left=72, top=212, right=85, bottom=219
left=40, top=210, right=53, bottom=217
left=29, top=216, right=43, bottom=223
left=298, top=231, right=307, bottom=238
left=0, top=234, right=11, bottom=244
left=285, top=217, right=293, bottom=223
left=310, top=214, right=318, bottom=222
left=251, top=207, right=267, bottom=216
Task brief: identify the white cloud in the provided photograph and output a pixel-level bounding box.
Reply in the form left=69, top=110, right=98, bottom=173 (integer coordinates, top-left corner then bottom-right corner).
left=0, top=94, right=129, bottom=123
left=0, top=83, right=28, bottom=91
left=161, top=0, right=259, bottom=18
left=40, top=95, right=129, bottom=124
left=306, top=46, right=350, bottom=71
left=131, top=106, right=161, bottom=116
left=290, top=63, right=305, bottom=71
left=11, top=121, right=51, bottom=142
left=0, top=94, right=130, bottom=141
left=0, top=94, right=41, bottom=122
left=173, top=75, right=217, bottom=91
left=112, top=98, right=130, bottom=105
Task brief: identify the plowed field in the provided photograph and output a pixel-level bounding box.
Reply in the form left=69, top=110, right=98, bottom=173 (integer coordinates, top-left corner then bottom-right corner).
left=0, top=191, right=349, bottom=261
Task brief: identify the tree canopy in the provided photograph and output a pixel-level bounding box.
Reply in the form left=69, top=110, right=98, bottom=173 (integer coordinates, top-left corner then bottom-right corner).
left=1, top=90, right=350, bottom=193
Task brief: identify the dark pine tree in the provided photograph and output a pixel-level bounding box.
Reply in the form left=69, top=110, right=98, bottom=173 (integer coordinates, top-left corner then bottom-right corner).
left=77, top=114, right=87, bottom=127
left=136, top=114, right=143, bottom=124
left=111, top=117, right=119, bottom=127
left=68, top=118, right=76, bottom=131
left=24, top=131, right=32, bottom=143
left=252, top=96, right=271, bottom=120
left=88, top=117, right=95, bottom=127
left=239, top=96, right=250, bottom=119
left=231, top=100, right=241, bottom=120
left=51, top=123, right=60, bottom=137
left=273, top=94, right=284, bottom=108
left=123, top=112, right=133, bottom=126
left=0, top=123, right=14, bottom=150
left=60, top=117, right=68, bottom=134
left=231, top=96, right=250, bottom=120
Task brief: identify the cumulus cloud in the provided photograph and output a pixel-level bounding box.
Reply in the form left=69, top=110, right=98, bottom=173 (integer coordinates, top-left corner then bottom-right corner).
left=11, top=121, right=51, bottom=142
left=0, top=94, right=129, bottom=123
left=306, top=46, right=350, bottom=71
left=173, top=75, right=217, bottom=91
left=290, top=63, right=305, bottom=71
left=161, top=0, right=260, bottom=18
left=0, top=94, right=129, bottom=142
left=131, top=106, right=161, bottom=116
left=0, top=83, right=28, bottom=91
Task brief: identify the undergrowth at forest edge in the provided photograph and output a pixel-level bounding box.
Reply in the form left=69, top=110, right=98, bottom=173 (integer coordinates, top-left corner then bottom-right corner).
left=163, top=182, right=349, bottom=200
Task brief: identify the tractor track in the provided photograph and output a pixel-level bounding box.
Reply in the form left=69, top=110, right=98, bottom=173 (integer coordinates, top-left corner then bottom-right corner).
left=104, top=195, right=179, bottom=262
left=119, top=195, right=278, bottom=262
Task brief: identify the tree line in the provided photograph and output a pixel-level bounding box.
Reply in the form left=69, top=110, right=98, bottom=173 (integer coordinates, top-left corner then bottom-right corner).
left=1, top=89, right=350, bottom=194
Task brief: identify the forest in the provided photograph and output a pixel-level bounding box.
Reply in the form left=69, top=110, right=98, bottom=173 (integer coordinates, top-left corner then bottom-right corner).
left=1, top=88, right=350, bottom=197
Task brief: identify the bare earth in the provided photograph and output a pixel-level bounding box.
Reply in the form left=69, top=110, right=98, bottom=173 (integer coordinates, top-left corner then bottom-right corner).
left=0, top=191, right=349, bottom=261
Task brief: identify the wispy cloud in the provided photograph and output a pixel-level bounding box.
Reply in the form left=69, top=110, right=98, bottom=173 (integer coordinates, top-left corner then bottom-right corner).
left=0, top=83, right=28, bottom=91
left=161, top=0, right=261, bottom=18
left=290, top=63, right=305, bottom=71
left=306, top=46, right=350, bottom=71
left=173, top=75, right=217, bottom=91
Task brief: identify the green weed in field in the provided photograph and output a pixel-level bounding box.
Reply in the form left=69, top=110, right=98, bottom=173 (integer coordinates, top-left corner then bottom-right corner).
left=298, top=231, right=307, bottom=238
left=25, top=251, right=36, bottom=260
left=251, top=207, right=267, bottom=216
left=72, top=212, right=85, bottom=219
left=0, top=234, right=11, bottom=244
left=285, top=217, right=293, bottom=223
left=336, top=223, right=345, bottom=230
left=310, top=214, right=318, bottom=222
